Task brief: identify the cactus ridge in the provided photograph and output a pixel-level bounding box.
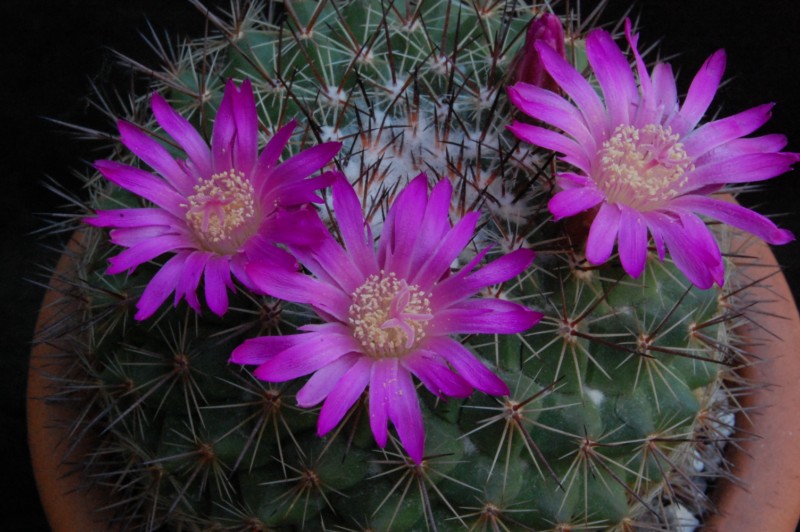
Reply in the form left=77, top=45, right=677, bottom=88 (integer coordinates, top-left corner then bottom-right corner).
left=33, top=1, right=770, bottom=530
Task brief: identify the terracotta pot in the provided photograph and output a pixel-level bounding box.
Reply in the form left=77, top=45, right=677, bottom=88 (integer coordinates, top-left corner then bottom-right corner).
left=27, top=233, right=116, bottom=531
left=27, top=231, right=800, bottom=531
left=703, top=233, right=800, bottom=531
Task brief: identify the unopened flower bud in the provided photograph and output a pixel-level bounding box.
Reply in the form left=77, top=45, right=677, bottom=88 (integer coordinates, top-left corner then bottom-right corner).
left=512, top=13, right=566, bottom=91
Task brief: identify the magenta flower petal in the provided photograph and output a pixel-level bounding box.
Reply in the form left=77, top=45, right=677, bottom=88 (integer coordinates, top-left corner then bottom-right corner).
left=651, top=63, right=678, bottom=115
left=446, top=246, right=493, bottom=281
left=507, top=84, right=594, bottom=148
left=151, top=92, right=212, bottom=177
left=240, top=237, right=297, bottom=282
left=296, top=353, right=360, bottom=408
left=317, top=357, right=372, bottom=436
left=624, top=21, right=653, bottom=101
left=509, top=18, right=796, bottom=287
left=410, top=179, right=453, bottom=273
left=548, top=186, right=605, bottom=221
left=425, top=337, right=509, bottom=396
left=331, top=176, right=378, bottom=276
left=253, top=331, right=361, bottom=382
left=618, top=207, right=648, bottom=278
left=118, top=121, right=193, bottom=194
left=283, top=231, right=365, bottom=295
left=683, top=103, right=774, bottom=158
left=691, top=152, right=799, bottom=186
left=679, top=49, right=726, bottom=132
left=672, top=195, right=794, bottom=245
left=211, top=81, right=239, bottom=173
left=585, top=28, right=637, bottom=127
left=412, top=211, right=480, bottom=290
left=88, top=79, right=340, bottom=319
left=431, top=299, right=543, bottom=336
left=86, top=208, right=178, bottom=229
left=134, top=253, right=189, bottom=320
left=230, top=335, right=298, bottom=365
left=378, top=175, right=428, bottom=276
left=263, top=142, right=343, bottom=194
left=255, top=119, right=296, bottom=175
left=267, top=208, right=329, bottom=247
left=678, top=212, right=724, bottom=286
left=229, top=79, right=259, bottom=173
left=651, top=223, right=667, bottom=261
left=95, top=161, right=186, bottom=218
left=246, top=261, right=351, bottom=322
left=558, top=172, right=594, bottom=188
left=109, top=226, right=177, bottom=247
left=368, top=359, right=393, bottom=448
left=204, top=256, right=232, bottom=316
left=534, top=41, right=606, bottom=133
left=386, top=366, right=425, bottom=463
left=404, top=351, right=473, bottom=399
left=711, top=134, right=788, bottom=157
left=106, top=235, right=190, bottom=275
left=585, top=203, right=621, bottom=266
left=649, top=213, right=718, bottom=289
left=434, top=248, right=534, bottom=307
left=238, top=175, right=539, bottom=462
left=506, top=122, right=589, bottom=172
left=274, top=172, right=338, bottom=206
left=175, top=251, right=209, bottom=311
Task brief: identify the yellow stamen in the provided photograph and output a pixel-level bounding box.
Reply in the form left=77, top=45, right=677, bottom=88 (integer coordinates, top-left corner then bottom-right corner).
left=597, top=124, right=694, bottom=209
left=183, top=169, right=257, bottom=253
left=349, top=271, right=433, bottom=358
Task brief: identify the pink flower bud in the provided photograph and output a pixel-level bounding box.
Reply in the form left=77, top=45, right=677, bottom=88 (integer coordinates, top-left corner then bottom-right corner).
left=513, top=13, right=566, bottom=91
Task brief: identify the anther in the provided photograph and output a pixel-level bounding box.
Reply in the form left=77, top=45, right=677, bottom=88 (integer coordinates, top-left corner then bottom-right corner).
left=182, top=169, right=257, bottom=253
left=348, top=272, right=433, bottom=358
left=597, top=124, right=694, bottom=210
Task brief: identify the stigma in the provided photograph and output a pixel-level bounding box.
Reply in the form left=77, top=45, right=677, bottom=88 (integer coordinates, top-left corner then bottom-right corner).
left=597, top=124, right=694, bottom=210
left=349, top=271, right=433, bottom=358
left=183, top=169, right=258, bottom=254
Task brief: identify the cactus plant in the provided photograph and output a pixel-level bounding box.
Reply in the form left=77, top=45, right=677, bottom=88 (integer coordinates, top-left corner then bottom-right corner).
left=34, top=0, right=797, bottom=530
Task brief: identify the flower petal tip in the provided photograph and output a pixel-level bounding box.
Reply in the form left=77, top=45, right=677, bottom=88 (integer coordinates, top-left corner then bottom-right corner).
left=524, top=309, right=545, bottom=330
left=93, top=159, right=113, bottom=174
left=83, top=214, right=101, bottom=227
left=772, top=228, right=796, bottom=245
left=133, top=303, right=154, bottom=322
left=485, top=378, right=511, bottom=398
left=407, top=446, right=424, bottom=464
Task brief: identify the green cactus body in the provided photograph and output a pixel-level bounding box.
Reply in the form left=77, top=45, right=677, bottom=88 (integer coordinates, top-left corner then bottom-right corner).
left=45, top=1, right=752, bottom=530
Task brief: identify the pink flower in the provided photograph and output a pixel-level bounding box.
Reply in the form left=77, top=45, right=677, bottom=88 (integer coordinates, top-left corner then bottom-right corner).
left=513, top=13, right=566, bottom=91
left=230, top=174, right=542, bottom=463
left=86, top=80, right=341, bottom=319
left=508, top=19, right=797, bottom=288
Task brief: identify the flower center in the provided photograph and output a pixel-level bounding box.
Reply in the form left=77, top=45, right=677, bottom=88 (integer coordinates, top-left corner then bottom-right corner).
left=348, top=272, right=433, bottom=358
left=597, top=124, right=694, bottom=210
left=183, top=169, right=258, bottom=254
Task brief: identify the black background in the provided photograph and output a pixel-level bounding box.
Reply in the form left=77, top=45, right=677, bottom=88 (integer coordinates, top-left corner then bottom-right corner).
left=5, top=1, right=799, bottom=529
